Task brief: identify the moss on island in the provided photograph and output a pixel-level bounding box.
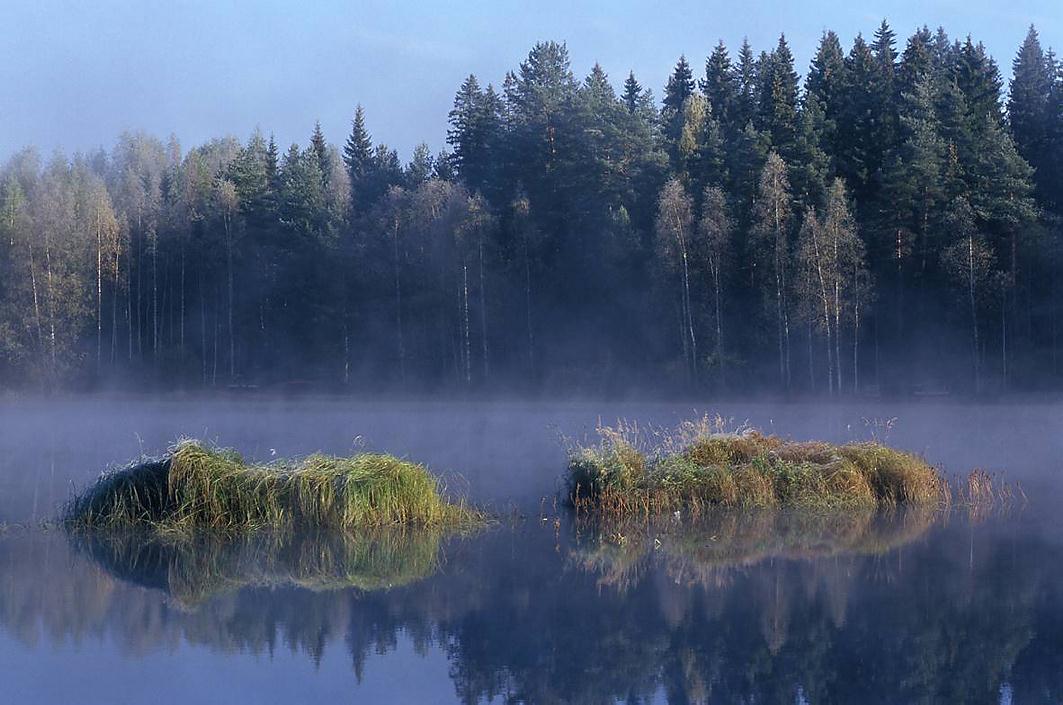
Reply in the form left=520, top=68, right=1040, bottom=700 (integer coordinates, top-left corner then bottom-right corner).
left=567, top=418, right=946, bottom=515
left=65, top=440, right=480, bottom=533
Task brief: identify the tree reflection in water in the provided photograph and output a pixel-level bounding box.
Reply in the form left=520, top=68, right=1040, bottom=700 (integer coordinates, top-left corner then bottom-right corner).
left=0, top=509, right=1061, bottom=704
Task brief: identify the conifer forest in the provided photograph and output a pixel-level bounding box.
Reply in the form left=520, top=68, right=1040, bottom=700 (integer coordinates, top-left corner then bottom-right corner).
left=3, top=22, right=1062, bottom=397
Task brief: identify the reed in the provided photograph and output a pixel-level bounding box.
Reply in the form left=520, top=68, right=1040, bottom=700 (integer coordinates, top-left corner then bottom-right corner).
left=65, top=440, right=481, bottom=533
left=567, top=416, right=946, bottom=517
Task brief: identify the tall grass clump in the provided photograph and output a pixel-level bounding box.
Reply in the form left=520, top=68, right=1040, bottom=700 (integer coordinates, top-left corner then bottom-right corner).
left=567, top=416, right=946, bottom=517
left=65, top=440, right=480, bottom=533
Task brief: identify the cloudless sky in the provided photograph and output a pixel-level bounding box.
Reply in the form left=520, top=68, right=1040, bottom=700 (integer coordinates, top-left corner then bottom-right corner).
left=2, top=1, right=1060, bottom=163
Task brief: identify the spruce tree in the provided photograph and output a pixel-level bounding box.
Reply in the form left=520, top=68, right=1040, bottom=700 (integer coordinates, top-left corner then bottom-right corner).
left=663, top=55, right=696, bottom=158
left=806, top=30, right=847, bottom=158
left=309, top=121, right=330, bottom=189
left=955, top=38, right=1003, bottom=129
left=757, top=35, right=800, bottom=162
left=447, top=75, right=489, bottom=190
left=1009, top=26, right=1054, bottom=205
left=870, top=20, right=900, bottom=188
left=899, top=27, right=935, bottom=96
left=838, top=35, right=876, bottom=203
left=405, top=143, right=434, bottom=186
left=702, top=42, right=737, bottom=133
left=734, top=39, right=759, bottom=129
left=343, top=106, right=374, bottom=214
left=265, top=134, right=279, bottom=189
left=622, top=71, right=642, bottom=113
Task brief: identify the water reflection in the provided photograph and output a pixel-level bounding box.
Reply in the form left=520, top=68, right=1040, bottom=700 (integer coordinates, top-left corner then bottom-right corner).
left=569, top=508, right=939, bottom=592
left=1, top=511, right=1062, bottom=703
left=71, top=529, right=446, bottom=606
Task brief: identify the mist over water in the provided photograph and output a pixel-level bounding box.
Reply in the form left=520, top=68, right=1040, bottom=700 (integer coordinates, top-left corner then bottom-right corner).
left=1, top=397, right=1062, bottom=703
left=2, top=396, right=1061, bottom=522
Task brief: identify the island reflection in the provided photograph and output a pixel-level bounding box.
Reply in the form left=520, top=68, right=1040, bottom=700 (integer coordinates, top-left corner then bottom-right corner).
left=1, top=510, right=1061, bottom=703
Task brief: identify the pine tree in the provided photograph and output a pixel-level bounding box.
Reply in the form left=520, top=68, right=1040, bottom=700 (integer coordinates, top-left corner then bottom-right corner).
left=506, top=41, right=580, bottom=237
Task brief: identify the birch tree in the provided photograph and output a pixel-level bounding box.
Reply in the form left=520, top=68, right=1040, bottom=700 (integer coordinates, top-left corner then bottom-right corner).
left=655, top=178, right=698, bottom=380
left=752, top=152, right=793, bottom=389
left=941, top=197, right=995, bottom=393
left=698, top=186, right=732, bottom=386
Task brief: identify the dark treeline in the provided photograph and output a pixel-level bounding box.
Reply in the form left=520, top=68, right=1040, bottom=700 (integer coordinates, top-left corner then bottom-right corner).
left=2, top=22, right=1063, bottom=395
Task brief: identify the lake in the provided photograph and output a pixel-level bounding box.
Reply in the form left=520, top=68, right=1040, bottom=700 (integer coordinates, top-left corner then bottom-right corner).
left=1, top=398, right=1061, bottom=703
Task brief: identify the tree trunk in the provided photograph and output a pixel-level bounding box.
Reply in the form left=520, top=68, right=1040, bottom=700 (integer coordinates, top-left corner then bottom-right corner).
left=111, top=233, right=120, bottom=365
left=225, top=215, right=235, bottom=381
left=967, top=236, right=981, bottom=394
left=1001, top=283, right=1007, bottom=391
left=834, top=279, right=842, bottom=394
left=96, top=208, right=103, bottom=374
left=200, top=272, right=207, bottom=386
left=462, top=260, right=471, bottom=385
left=180, top=235, right=186, bottom=366
left=42, top=230, right=57, bottom=382
left=853, top=291, right=860, bottom=395
left=710, top=257, right=725, bottom=388
left=392, top=218, right=405, bottom=384
left=478, top=238, right=489, bottom=381
left=27, top=243, right=44, bottom=358
left=523, top=237, right=534, bottom=374
left=152, top=228, right=158, bottom=361
left=681, top=247, right=697, bottom=381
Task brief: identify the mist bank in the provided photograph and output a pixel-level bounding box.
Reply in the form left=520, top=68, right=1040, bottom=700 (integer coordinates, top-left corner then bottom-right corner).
left=2, top=23, right=1062, bottom=397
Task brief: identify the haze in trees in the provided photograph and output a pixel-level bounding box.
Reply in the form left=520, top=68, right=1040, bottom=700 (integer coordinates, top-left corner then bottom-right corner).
left=1, top=23, right=1060, bottom=396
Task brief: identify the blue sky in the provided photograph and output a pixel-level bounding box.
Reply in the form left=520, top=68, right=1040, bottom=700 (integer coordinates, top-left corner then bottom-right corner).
left=1, top=0, right=1060, bottom=162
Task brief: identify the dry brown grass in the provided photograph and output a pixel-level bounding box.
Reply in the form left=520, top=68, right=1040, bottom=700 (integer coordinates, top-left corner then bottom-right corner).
left=567, top=416, right=946, bottom=517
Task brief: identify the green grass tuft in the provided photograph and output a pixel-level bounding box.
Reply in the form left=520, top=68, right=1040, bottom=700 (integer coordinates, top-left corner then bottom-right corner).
left=567, top=417, right=946, bottom=517
left=65, top=440, right=481, bottom=533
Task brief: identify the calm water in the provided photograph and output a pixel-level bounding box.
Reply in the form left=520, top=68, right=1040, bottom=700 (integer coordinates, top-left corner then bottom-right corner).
left=1, top=397, right=1062, bottom=704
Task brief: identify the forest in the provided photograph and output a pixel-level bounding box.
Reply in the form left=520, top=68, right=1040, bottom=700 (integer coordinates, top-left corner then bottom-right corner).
left=1, top=22, right=1061, bottom=396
